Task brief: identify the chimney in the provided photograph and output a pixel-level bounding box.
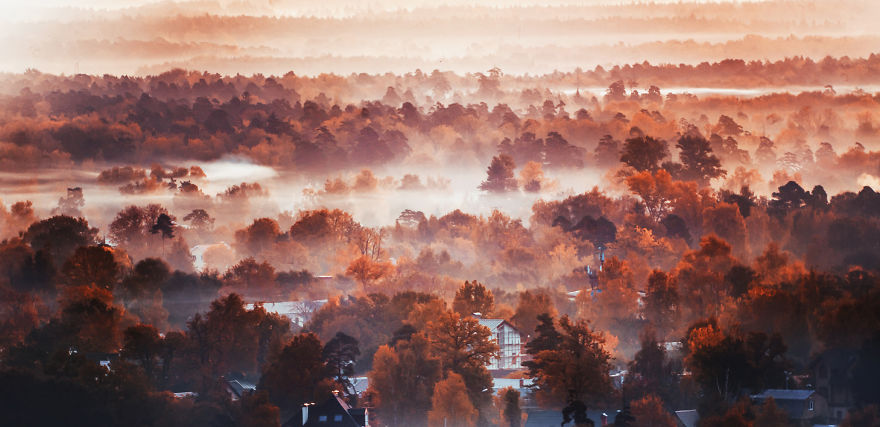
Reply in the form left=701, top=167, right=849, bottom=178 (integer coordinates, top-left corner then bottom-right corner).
left=302, top=403, right=312, bottom=425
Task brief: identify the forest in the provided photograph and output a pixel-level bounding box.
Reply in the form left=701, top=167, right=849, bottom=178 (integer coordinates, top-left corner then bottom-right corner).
left=1, top=52, right=880, bottom=426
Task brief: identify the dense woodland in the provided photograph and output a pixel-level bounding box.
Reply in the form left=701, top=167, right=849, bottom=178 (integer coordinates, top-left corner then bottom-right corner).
left=1, top=60, right=880, bottom=426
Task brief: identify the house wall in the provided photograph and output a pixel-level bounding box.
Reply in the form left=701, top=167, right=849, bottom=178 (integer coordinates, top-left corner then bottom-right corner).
left=489, top=323, right=523, bottom=370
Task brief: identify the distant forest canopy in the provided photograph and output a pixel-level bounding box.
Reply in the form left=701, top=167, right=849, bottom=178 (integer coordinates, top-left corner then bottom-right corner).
left=1, top=76, right=880, bottom=427
left=1, top=56, right=880, bottom=202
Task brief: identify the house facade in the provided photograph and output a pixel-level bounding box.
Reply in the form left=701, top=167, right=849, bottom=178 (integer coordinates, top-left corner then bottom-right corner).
left=477, top=317, right=524, bottom=371
left=811, top=348, right=856, bottom=424
left=285, top=393, right=369, bottom=427
left=751, top=389, right=828, bottom=426
left=245, top=300, right=328, bottom=328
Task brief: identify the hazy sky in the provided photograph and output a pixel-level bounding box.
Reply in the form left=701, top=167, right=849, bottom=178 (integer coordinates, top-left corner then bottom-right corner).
left=0, top=0, right=874, bottom=75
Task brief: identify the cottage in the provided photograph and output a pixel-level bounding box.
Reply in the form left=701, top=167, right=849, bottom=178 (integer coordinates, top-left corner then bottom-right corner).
left=285, top=393, right=369, bottom=427
left=811, top=348, right=857, bottom=423
left=245, top=300, right=328, bottom=328
left=476, top=315, right=524, bottom=371
left=524, top=408, right=618, bottom=426
left=751, top=389, right=827, bottom=426
left=674, top=409, right=699, bottom=427
left=225, top=379, right=257, bottom=401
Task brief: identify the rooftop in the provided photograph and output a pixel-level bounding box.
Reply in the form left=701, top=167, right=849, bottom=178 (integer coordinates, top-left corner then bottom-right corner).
left=751, top=389, right=816, bottom=401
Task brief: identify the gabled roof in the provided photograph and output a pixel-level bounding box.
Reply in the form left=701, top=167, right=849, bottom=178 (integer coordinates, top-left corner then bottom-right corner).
left=291, top=394, right=367, bottom=427
left=478, top=318, right=505, bottom=330
left=675, top=409, right=699, bottom=427
left=751, top=389, right=819, bottom=420
left=226, top=379, right=257, bottom=399
left=751, top=389, right=815, bottom=401
left=524, top=409, right=618, bottom=426
left=477, top=318, right=521, bottom=334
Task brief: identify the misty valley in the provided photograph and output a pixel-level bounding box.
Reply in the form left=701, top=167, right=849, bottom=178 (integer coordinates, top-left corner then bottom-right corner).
left=2, top=1, right=880, bottom=427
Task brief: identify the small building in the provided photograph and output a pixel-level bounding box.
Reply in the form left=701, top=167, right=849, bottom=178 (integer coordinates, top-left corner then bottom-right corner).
left=245, top=300, right=328, bottom=328
left=350, top=377, right=369, bottom=397
left=674, top=409, right=699, bottom=427
left=225, top=379, right=257, bottom=401
left=285, top=393, right=369, bottom=427
left=524, top=408, right=618, bottom=426
left=476, top=316, right=524, bottom=371
left=751, top=389, right=827, bottom=426
left=811, top=348, right=857, bottom=424
left=492, top=377, right=534, bottom=394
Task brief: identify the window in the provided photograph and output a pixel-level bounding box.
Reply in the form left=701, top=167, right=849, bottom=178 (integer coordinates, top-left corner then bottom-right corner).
left=318, top=415, right=327, bottom=422
left=334, top=415, right=343, bottom=421
left=808, top=399, right=814, bottom=411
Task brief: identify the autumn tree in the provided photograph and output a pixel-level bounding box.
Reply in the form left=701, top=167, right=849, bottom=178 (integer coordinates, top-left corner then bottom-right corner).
left=754, top=397, right=790, bottom=427
left=52, top=187, right=85, bottom=217
left=594, top=135, right=621, bottom=167
left=224, top=257, right=277, bottom=298
left=187, top=294, right=290, bottom=381
left=674, top=236, right=737, bottom=322
left=150, top=213, right=175, bottom=256
left=524, top=315, right=613, bottom=417
left=500, top=387, right=522, bottom=427
left=511, top=290, right=557, bottom=339
left=58, top=285, right=127, bottom=353
left=369, top=333, right=443, bottom=427
left=259, top=332, right=330, bottom=413
left=479, top=154, right=518, bottom=193
left=428, top=372, right=478, bottom=427
left=620, top=135, right=668, bottom=172
left=110, top=204, right=170, bottom=250
left=234, top=217, right=281, bottom=258
left=239, top=390, right=281, bottom=427
left=523, top=313, right=563, bottom=360
left=683, top=318, right=789, bottom=415
left=643, top=270, right=679, bottom=336
left=0, top=285, right=39, bottom=350
left=452, top=280, right=495, bottom=316
left=345, top=255, right=393, bottom=293
left=668, top=131, right=725, bottom=187
left=183, top=208, right=214, bottom=231
left=323, top=331, right=361, bottom=397
left=24, top=215, right=99, bottom=268
left=122, top=324, right=163, bottom=379
left=630, top=394, right=678, bottom=427
left=625, top=169, right=677, bottom=223
left=109, top=205, right=191, bottom=270
left=115, top=258, right=170, bottom=328
left=624, top=329, right=678, bottom=405
left=61, top=245, right=123, bottom=290
left=427, top=311, right=498, bottom=424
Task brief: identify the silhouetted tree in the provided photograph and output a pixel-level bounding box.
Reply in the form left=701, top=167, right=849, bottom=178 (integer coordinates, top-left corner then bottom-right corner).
left=259, top=332, right=329, bottom=413
left=151, top=213, right=175, bottom=256
left=452, top=280, right=495, bottom=316
left=620, top=135, right=668, bottom=172
left=323, top=332, right=361, bottom=397
left=479, top=154, right=518, bottom=193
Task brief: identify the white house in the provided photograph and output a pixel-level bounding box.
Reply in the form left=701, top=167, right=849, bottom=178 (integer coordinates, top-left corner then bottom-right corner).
left=476, top=316, right=525, bottom=371
left=245, top=300, right=328, bottom=328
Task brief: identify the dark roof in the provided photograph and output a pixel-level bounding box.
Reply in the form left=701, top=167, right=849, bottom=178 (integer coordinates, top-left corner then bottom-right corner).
left=752, top=389, right=815, bottom=401
left=524, top=409, right=618, bottom=426
left=226, top=380, right=257, bottom=399
left=285, top=394, right=367, bottom=427
left=751, top=390, right=817, bottom=420
left=349, top=408, right=367, bottom=426
left=675, top=409, right=699, bottom=427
